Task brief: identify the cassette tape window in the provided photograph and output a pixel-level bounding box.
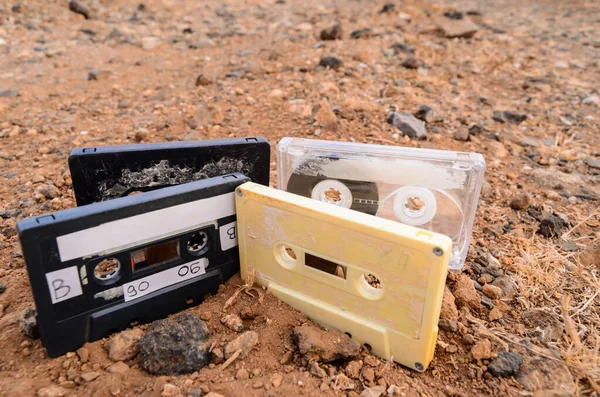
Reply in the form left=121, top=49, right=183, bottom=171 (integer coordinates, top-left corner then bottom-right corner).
left=277, top=138, right=486, bottom=270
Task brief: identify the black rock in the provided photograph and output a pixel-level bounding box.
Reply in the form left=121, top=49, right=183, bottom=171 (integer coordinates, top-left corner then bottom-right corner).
left=0, top=283, right=5, bottom=294
left=444, top=11, right=464, bottom=20
left=379, top=3, right=395, bottom=13
left=528, top=207, right=566, bottom=238
left=0, top=89, right=19, bottom=98
left=488, top=352, right=523, bottom=377
left=481, top=295, right=494, bottom=309
left=400, top=55, right=422, bottom=69
left=0, top=208, right=22, bottom=219
left=319, top=56, right=343, bottom=70
left=469, top=124, right=484, bottom=135
left=20, top=307, right=39, bottom=339
left=68, top=0, right=91, bottom=19
left=139, top=313, right=210, bottom=375
left=492, top=110, right=527, bottom=125
left=350, top=28, right=372, bottom=39
left=320, top=23, right=342, bottom=41
left=391, top=42, right=415, bottom=54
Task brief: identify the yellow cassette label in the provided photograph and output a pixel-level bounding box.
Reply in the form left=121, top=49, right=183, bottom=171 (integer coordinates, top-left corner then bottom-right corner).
left=235, top=182, right=452, bottom=371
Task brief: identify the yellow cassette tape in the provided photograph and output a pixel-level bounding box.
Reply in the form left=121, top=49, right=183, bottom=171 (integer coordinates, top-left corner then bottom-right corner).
left=235, top=182, right=452, bottom=371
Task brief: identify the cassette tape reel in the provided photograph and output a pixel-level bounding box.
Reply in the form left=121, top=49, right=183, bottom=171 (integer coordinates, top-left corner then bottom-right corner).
left=235, top=182, right=452, bottom=371
left=18, top=173, right=248, bottom=357
left=277, top=138, right=485, bottom=270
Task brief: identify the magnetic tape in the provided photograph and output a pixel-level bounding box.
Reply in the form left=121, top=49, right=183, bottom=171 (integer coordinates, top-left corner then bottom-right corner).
left=69, top=137, right=270, bottom=206
left=18, top=173, right=249, bottom=357
left=235, top=182, right=452, bottom=371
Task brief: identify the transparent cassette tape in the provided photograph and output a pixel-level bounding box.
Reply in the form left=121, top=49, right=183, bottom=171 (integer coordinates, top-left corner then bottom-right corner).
left=277, top=138, right=486, bottom=270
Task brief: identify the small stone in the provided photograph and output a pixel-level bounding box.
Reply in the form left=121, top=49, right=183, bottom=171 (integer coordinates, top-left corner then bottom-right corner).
left=0, top=283, right=7, bottom=294
left=436, top=16, right=479, bottom=38
left=453, top=127, right=470, bottom=141
left=519, top=136, right=540, bottom=147
left=391, top=42, right=415, bottom=54
left=105, top=328, right=144, bottom=362
left=76, top=347, right=89, bottom=363
left=320, top=23, right=342, bottom=40
left=37, top=385, right=67, bottom=397
left=279, top=350, right=293, bottom=364
left=345, top=360, right=363, bottom=379
left=309, top=361, right=327, bottom=378
left=210, top=347, right=224, bottom=364
left=350, top=28, right=372, bottom=39
left=68, top=0, right=90, bottom=19
left=586, top=158, right=600, bottom=169
left=142, top=36, right=161, bottom=50
left=135, top=128, right=148, bottom=142
left=488, top=352, right=522, bottom=377
left=440, top=287, right=459, bottom=321
left=252, top=381, right=263, bottom=389
left=80, top=371, right=101, bottom=382
left=489, top=307, right=503, bottom=321
left=221, top=314, right=244, bottom=332
left=414, top=105, right=442, bottom=123
left=400, top=56, right=422, bottom=69
left=482, top=284, right=503, bottom=299
left=224, top=330, right=259, bottom=359
left=361, top=386, right=385, bottom=397
left=88, top=70, right=111, bottom=81
left=510, top=193, right=530, bottom=210
left=0, top=89, right=19, bottom=98
left=271, top=373, right=283, bottom=388
left=361, top=367, right=375, bottom=382
left=161, top=383, right=180, bottom=396
left=319, top=56, right=344, bottom=70
left=239, top=307, right=258, bottom=320
left=582, top=94, right=599, bottom=106
left=314, top=100, right=339, bottom=131
left=386, top=112, right=427, bottom=140
left=492, top=110, right=527, bottom=125
left=453, top=274, right=481, bottom=309
left=195, top=74, right=212, bottom=87
left=379, top=3, right=395, bottom=13
left=189, top=39, right=215, bottom=49
left=293, top=325, right=360, bottom=362
left=363, top=356, right=380, bottom=367
left=20, top=307, right=39, bottom=339
left=471, top=339, right=494, bottom=361
left=235, top=368, right=249, bottom=380
left=491, top=276, right=518, bottom=299
left=438, top=318, right=458, bottom=333
left=522, top=309, right=563, bottom=342
left=140, top=313, right=210, bottom=375
left=107, top=361, right=130, bottom=374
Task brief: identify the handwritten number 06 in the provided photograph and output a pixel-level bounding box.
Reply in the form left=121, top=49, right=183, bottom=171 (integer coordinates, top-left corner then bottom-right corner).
left=177, top=262, right=202, bottom=277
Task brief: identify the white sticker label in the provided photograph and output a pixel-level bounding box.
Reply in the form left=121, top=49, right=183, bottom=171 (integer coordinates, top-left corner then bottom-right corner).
left=46, top=266, right=83, bottom=304
left=123, top=259, right=207, bottom=302
left=219, top=221, right=238, bottom=251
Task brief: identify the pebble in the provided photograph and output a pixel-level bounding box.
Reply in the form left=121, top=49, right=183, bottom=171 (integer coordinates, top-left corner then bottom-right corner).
left=414, top=105, right=442, bottom=123
left=361, top=386, right=385, bottom=397
left=489, top=307, right=503, bottom=321
left=309, top=361, right=327, bottom=378
left=492, top=110, right=527, bottom=125
left=139, top=313, right=210, bottom=375
left=221, top=314, right=244, bottom=332
left=452, top=274, right=481, bottom=309
left=361, top=367, right=375, bottom=382
left=436, top=16, right=479, bottom=38
left=224, top=330, right=259, bottom=359
left=453, top=127, right=470, bottom=141
left=386, top=112, right=427, bottom=140
left=76, top=347, right=89, bottom=362
left=88, top=70, right=111, bottom=81
left=438, top=318, right=458, bottom=333
left=471, top=339, right=494, bottom=360
left=0, top=89, right=19, bottom=98
left=350, top=28, right=372, bottom=39
left=482, top=284, right=503, bottom=299
left=400, top=56, right=422, bottom=69
left=105, top=328, right=144, bottom=361
left=363, top=356, right=380, bottom=367
left=68, top=0, right=91, bottom=19
left=20, top=307, right=39, bottom=339
left=320, top=23, right=342, bottom=40
left=107, top=361, right=130, bottom=374
left=195, top=74, right=212, bottom=87
left=491, top=276, right=518, bottom=299
left=487, top=352, right=522, bottom=377
left=582, top=94, right=599, bottom=106
left=509, top=192, right=530, bottom=210
left=252, top=381, right=264, bottom=389
left=235, top=368, right=249, bottom=380
left=345, top=360, right=363, bottom=379
left=80, top=371, right=101, bottom=382
left=210, top=347, right=224, bottom=364
left=271, top=372, right=283, bottom=388
left=319, top=56, right=343, bottom=70
left=293, top=325, right=360, bottom=362
left=0, top=283, right=6, bottom=294
left=380, top=3, right=395, bottom=13
left=142, top=36, right=161, bottom=50
left=161, top=383, right=180, bottom=396
left=37, top=385, right=68, bottom=397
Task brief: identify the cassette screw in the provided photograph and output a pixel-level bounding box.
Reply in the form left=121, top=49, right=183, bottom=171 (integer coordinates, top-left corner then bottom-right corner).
left=236, top=189, right=243, bottom=197
left=415, top=362, right=424, bottom=371
left=433, top=247, right=443, bottom=256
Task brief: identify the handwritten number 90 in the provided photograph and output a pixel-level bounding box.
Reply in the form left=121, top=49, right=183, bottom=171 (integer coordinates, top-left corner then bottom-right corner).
left=126, top=281, right=149, bottom=297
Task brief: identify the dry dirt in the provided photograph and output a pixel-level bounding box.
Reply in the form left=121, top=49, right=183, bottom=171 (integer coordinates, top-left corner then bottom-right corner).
left=1, top=0, right=599, bottom=396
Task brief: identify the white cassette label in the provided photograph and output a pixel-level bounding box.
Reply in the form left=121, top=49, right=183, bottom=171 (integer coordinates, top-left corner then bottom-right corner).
left=46, top=266, right=83, bottom=304
left=123, top=259, right=207, bottom=302
left=219, top=221, right=238, bottom=251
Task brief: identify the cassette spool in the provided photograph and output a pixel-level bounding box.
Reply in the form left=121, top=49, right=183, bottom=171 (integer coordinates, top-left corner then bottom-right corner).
left=17, top=173, right=249, bottom=357
left=235, top=182, right=452, bottom=371
left=277, top=138, right=485, bottom=270
left=69, top=137, right=270, bottom=206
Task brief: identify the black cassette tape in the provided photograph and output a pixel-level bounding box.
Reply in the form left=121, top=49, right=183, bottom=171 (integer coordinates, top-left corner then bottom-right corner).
left=69, top=137, right=270, bottom=206
left=17, top=173, right=249, bottom=357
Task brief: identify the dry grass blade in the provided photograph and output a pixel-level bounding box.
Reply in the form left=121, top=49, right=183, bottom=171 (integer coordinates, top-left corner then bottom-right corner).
left=220, top=349, right=242, bottom=371
left=561, top=295, right=582, bottom=351
left=223, top=269, right=261, bottom=310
